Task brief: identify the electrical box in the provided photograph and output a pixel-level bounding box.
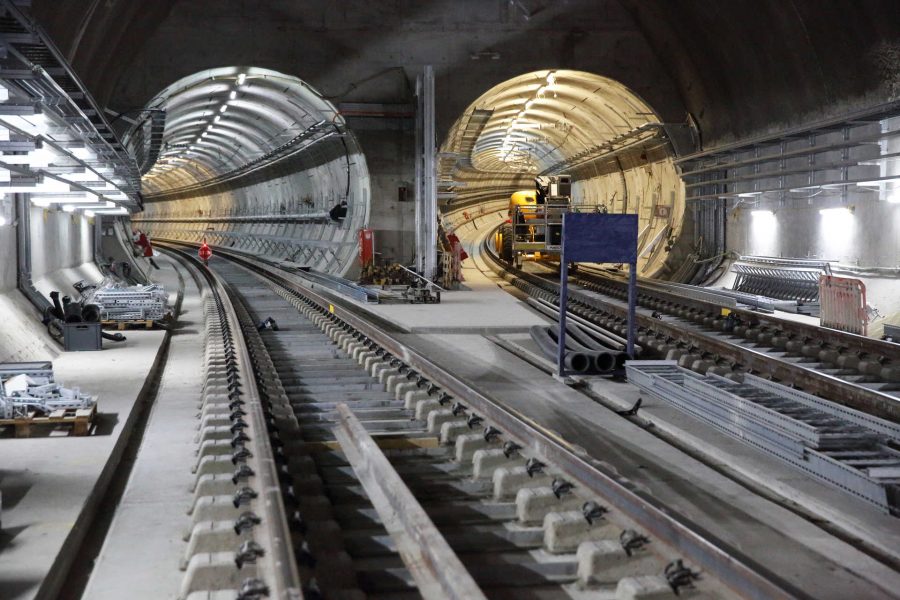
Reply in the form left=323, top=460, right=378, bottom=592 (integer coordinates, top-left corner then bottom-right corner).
left=63, top=323, right=102, bottom=351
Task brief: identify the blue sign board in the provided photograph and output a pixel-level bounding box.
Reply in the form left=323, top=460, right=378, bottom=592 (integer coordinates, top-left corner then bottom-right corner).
left=562, top=213, right=638, bottom=263
left=557, top=212, right=639, bottom=376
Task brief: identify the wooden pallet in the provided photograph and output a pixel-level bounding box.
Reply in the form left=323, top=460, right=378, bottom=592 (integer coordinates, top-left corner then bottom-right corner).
left=101, top=319, right=154, bottom=330
left=0, top=404, right=97, bottom=438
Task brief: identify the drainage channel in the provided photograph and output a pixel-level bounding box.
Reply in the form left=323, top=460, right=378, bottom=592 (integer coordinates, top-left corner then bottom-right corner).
left=164, top=244, right=807, bottom=600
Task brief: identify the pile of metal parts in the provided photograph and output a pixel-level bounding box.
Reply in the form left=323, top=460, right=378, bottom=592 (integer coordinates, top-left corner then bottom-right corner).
left=79, top=279, right=171, bottom=321
left=0, top=362, right=95, bottom=420
left=626, top=360, right=900, bottom=514
left=729, top=256, right=829, bottom=315
left=41, top=283, right=128, bottom=345
left=528, top=297, right=631, bottom=375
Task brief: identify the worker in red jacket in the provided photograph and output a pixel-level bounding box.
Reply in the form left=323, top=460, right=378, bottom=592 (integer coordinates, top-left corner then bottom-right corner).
left=199, top=239, right=212, bottom=266
left=132, top=229, right=160, bottom=269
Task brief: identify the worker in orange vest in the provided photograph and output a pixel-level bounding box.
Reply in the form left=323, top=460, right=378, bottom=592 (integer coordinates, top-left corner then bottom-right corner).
left=198, top=239, right=212, bottom=266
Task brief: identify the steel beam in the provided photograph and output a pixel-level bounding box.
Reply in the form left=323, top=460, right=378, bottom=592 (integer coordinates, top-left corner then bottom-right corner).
left=333, top=403, right=487, bottom=600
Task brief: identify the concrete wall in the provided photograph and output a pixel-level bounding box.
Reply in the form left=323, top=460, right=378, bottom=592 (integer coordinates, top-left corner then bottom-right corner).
left=0, top=212, right=16, bottom=293
left=352, top=126, right=416, bottom=265
left=29, top=207, right=94, bottom=282
left=0, top=204, right=96, bottom=362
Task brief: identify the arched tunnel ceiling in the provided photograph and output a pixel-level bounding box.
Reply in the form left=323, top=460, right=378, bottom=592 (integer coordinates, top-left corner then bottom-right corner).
left=457, top=70, right=661, bottom=174
left=140, top=67, right=342, bottom=195
left=30, top=0, right=900, bottom=149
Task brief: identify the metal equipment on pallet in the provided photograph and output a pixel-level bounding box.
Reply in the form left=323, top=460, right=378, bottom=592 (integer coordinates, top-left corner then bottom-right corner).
left=0, top=363, right=95, bottom=420
left=80, top=280, right=171, bottom=322
left=626, top=360, right=900, bottom=514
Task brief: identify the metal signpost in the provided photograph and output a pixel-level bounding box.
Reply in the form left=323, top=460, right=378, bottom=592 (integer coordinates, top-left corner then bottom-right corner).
left=557, top=213, right=638, bottom=377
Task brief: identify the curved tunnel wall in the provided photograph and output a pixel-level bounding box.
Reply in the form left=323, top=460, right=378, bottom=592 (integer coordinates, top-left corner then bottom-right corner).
left=440, top=70, right=685, bottom=276
left=132, top=67, right=370, bottom=276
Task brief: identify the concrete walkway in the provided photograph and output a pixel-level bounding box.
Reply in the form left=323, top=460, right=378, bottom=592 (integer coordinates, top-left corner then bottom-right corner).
left=0, top=261, right=179, bottom=600
left=80, top=257, right=205, bottom=600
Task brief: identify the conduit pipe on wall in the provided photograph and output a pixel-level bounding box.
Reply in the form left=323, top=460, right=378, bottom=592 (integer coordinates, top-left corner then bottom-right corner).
left=15, top=195, right=53, bottom=313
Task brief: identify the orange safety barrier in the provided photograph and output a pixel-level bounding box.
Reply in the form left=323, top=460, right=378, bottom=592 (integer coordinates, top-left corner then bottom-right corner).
left=819, top=275, right=867, bottom=336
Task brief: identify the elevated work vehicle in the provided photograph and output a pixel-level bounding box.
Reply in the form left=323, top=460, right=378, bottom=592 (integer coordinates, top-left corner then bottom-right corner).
left=494, top=175, right=572, bottom=267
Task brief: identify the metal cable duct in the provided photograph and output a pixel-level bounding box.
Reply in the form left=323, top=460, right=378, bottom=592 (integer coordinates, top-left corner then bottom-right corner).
left=132, top=67, right=370, bottom=277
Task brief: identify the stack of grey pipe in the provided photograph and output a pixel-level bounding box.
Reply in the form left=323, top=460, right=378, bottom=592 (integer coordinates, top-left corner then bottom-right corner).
left=528, top=298, right=631, bottom=374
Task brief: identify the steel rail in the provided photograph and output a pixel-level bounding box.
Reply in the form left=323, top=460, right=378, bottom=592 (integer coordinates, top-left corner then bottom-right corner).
left=163, top=246, right=304, bottom=599
left=333, top=403, right=488, bottom=600
left=479, top=233, right=900, bottom=423
left=577, top=268, right=900, bottom=363
left=157, top=240, right=807, bottom=600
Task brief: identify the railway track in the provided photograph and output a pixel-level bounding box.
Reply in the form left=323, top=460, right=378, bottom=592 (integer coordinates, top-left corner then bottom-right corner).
left=480, top=233, right=900, bottom=424
left=160, top=241, right=820, bottom=600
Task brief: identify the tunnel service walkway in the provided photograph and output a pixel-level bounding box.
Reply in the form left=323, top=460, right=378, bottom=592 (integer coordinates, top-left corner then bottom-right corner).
left=80, top=257, right=205, bottom=600
left=0, top=259, right=181, bottom=600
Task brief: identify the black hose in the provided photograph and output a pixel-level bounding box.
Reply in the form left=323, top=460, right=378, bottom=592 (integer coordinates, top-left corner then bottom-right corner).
left=49, top=290, right=64, bottom=319
left=566, top=322, right=627, bottom=371
left=82, top=304, right=101, bottom=323
left=529, top=325, right=592, bottom=374
left=102, top=331, right=126, bottom=342
left=64, top=301, right=84, bottom=323
left=549, top=324, right=618, bottom=374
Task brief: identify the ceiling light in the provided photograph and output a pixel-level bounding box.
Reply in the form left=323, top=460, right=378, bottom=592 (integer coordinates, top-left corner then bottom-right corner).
left=70, top=147, right=96, bottom=161
left=62, top=204, right=76, bottom=212
left=236, top=73, right=246, bottom=86
left=214, top=116, right=221, bottom=123
left=737, top=192, right=761, bottom=197
left=546, top=72, right=556, bottom=86
left=819, top=207, right=853, bottom=216
left=84, top=210, right=94, bottom=217
left=30, top=194, right=97, bottom=204
left=229, top=91, right=237, bottom=100
left=751, top=209, right=774, bottom=217
left=219, top=105, right=228, bottom=113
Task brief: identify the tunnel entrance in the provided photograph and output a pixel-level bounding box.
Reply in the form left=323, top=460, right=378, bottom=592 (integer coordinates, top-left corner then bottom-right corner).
left=438, top=69, right=684, bottom=277
left=128, top=67, right=371, bottom=277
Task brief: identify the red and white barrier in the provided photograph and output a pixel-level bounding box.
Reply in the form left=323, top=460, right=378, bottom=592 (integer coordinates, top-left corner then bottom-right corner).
left=819, top=275, right=868, bottom=336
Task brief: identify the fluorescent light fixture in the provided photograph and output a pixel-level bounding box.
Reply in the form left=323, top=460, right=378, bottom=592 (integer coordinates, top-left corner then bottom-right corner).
left=229, top=90, right=237, bottom=100
left=0, top=113, right=48, bottom=135
left=62, top=204, right=75, bottom=212
left=236, top=73, right=246, bottom=85
left=213, top=116, right=221, bottom=123
left=70, top=147, right=95, bottom=161
left=856, top=178, right=900, bottom=188
left=546, top=72, right=556, bottom=85
left=819, top=207, right=853, bottom=216
left=0, top=181, right=70, bottom=194
left=219, top=104, right=228, bottom=113
left=83, top=210, right=94, bottom=217
left=751, top=210, right=774, bottom=217
left=30, top=194, right=96, bottom=204
left=737, top=192, right=761, bottom=197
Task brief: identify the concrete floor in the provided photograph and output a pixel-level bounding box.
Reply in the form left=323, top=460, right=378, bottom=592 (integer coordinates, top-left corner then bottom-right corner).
left=0, top=260, right=179, bottom=600
left=80, top=256, right=203, bottom=600
left=339, top=220, right=900, bottom=598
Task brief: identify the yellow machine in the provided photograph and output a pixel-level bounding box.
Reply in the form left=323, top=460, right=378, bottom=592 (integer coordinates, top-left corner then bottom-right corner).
left=495, top=175, right=572, bottom=267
